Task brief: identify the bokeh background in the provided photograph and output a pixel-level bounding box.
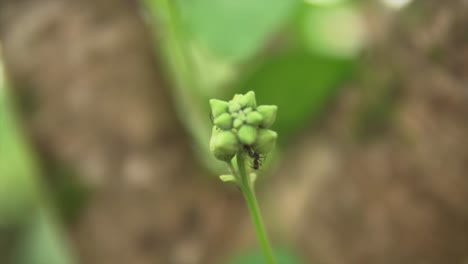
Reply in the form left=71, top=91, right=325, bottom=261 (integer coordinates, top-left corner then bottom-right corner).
left=1, top=0, right=468, bottom=263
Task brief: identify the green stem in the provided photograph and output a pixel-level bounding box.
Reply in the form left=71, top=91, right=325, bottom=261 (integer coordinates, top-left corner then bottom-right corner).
left=236, top=153, right=277, bottom=264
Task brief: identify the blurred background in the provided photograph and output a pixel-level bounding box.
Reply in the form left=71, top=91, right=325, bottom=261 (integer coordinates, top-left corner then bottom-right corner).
left=1, top=0, right=468, bottom=263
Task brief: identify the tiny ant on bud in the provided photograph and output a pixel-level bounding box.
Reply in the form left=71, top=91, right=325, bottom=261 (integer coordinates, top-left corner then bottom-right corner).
left=243, top=145, right=264, bottom=170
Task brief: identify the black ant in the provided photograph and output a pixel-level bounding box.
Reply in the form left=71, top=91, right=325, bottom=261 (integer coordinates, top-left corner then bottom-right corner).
left=243, top=145, right=265, bottom=170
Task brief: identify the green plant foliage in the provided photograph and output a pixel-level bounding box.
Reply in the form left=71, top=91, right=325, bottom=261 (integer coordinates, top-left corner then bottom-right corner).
left=0, top=62, right=75, bottom=264
left=177, top=0, right=299, bottom=60
left=0, top=82, right=39, bottom=226
left=14, top=208, right=74, bottom=264
left=144, top=0, right=229, bottom=173
left=300, top=2, right=366, bottom=58
left=236, top=51, right=354, bottom=143
left=229, top=248, right=305, bottom=264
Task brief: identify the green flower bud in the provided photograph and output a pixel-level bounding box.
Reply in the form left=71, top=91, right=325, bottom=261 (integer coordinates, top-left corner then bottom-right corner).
left=238, top=91, right=256, bottom=108
left=246, top=111, right=263, bottom=126
left=238, top=125, right=257, bottom=145
left=209, top=91, right=278, bottom=163
left=257, top=105, right=277, bottom=128
left=253, top=129, right=277, bottom=154
left=228, top=102, right=242, bottom=113
left=232, top=94, right=243, bottom=102
left=214, top=113, right=233, bottom=130
left=210, top=99, right=229, bottom=119
left=237, top=112, right=246, bottom=121
left=210, top=127, right=239, bottom=161
left=233, top=118, right=244, bottom=128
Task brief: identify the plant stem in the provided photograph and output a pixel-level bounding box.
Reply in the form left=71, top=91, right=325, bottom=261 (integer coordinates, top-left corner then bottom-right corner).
left=236, top=153, right=277, bottom=264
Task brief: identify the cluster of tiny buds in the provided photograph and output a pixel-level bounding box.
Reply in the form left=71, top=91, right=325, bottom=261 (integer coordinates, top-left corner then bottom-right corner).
left=209, top=91, right=277, bottom=162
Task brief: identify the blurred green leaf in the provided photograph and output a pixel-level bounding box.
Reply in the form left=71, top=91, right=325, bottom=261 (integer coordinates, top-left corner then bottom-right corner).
left=14, top=208, right=74, bottom=264
left=236, top=51, right=354, bottom=143
left=229, top=248, right=305, bottom=264
left=144, top=0, right=229, bottom=173
left=0, top=77, right=40, bottom=226
left=300, top=2, right=366, bottom=58
left=177, top=0, right=299, bottom=60
left=0, top=59, right=75, bottom=264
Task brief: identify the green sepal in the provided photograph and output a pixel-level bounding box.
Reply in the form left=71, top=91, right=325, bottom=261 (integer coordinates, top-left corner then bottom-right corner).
left=210, top=99, right=229, bottom=119
left=214, top=113, right=233, bottom=130
left=238, top=125, right=257, bottom=145
left=219, top=174, right=237, bottom=183
left=253, top=129, right=277, bottom=154
left=256, top=105, right=277, bottom=128
left=210, top=127, right=239, bottom=161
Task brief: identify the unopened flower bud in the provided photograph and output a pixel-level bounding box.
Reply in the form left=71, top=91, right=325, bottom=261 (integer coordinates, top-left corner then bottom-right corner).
left=232, top=94, right=243, bottom=102
left=233, top=118, right=244, bottom=128
left=210, top=127, right=239, bottom=161
left=256, top=105, right=277, bottom=128
left=209, top=91, right=278, bottom=161
left=228, top=102, right=242, bottom=113
left=246, top=111, right=263, bottom=126
left=238, top=91, right=256, bottom=108
left=253, top=129, right=277, bottom=154
left=214, top=113, right=233, bottom=130
left=243, top=107, right=252, bottom=114
left=238, top=125, right=257, bottom=145
left=210, top=99, right=229, bottom=119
